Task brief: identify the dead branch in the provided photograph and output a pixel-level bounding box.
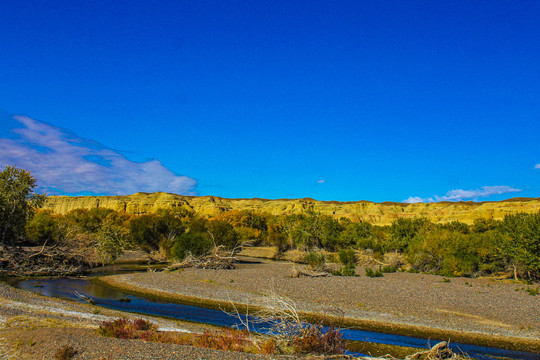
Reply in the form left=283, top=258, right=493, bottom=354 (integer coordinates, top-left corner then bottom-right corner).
left=74, top=291, right=95, bottom=305
left=290, top=264, right=330, bottom=278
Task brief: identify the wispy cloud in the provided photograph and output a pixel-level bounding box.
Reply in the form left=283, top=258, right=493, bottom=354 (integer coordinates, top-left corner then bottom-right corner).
left=535, top=164, right=540, bottom=169
left=403, top=185, right=521, bottom=203
left=316, top=180, right=326, bottom=183
left=0, top=115, right=197, bottom=195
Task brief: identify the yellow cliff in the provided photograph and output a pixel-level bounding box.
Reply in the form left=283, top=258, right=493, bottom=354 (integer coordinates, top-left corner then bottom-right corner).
left=42, top=193, right=540, bottom=225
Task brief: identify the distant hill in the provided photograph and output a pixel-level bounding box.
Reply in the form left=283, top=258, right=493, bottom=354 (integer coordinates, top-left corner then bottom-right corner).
left=43, top=193, right=540, bottom=225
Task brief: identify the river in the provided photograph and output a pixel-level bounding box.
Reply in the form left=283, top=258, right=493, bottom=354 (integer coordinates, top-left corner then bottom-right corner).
left=10, top=272, right=539, bottom=360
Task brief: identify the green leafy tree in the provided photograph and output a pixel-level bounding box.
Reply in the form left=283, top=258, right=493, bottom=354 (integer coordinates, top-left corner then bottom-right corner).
left=0, top=166, right=45, bottom=246
left=97, top=223, right=130, bottom=264
left=171, top=232, right=212, bottom=259
left=207, top=220, right=240, bottom=250
left=340, top=221, right=374, bottom=249
left=129, top=213, right=185, bottom=252
left=501, top=212, right=540, bottom=280
left=388, top=217, right=432, bottom=252
left=64, top=208, right=115, bottom=233
left=25, top=210, right=60, bottom=245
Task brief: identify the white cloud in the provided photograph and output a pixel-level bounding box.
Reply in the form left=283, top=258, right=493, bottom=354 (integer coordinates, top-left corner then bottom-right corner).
left=403, top=185, right=521, bottom=203
left=403, top=196, right=425, bottom=204
left=0, top=115, right=197, bottom=195
left=535, top=164, right=540, bottom=169
left=316, top=180, right=326, bottom=183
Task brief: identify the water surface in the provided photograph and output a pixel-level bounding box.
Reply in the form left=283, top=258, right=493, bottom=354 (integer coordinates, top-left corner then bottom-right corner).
left=13, top=277, right=539, bottom=360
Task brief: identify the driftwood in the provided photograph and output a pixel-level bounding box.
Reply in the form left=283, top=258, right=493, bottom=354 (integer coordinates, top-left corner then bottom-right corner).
left=75, top=291, right=95, bottom=305
left=166, top=238, right=254, bottom=271
left=290, top=265, right=330, bottom=278
left=0, top=244, right=90, bottom=277
left=354, top=341, right=456, bottom=360
left=166, top=253, right=236, bottom=271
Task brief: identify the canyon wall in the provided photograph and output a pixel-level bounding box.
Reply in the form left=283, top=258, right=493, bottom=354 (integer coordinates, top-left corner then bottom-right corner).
left=43, top=193, right=540, bottom=225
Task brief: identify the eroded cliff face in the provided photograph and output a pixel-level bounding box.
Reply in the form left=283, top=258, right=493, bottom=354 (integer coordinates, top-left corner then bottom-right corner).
left=42, top=192, right=540, bottom=225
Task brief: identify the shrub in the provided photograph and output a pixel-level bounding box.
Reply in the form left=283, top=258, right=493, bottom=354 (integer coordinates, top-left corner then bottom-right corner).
left=25, top=210, right=59, bottom=245
left=54, top=345, right=76, bottom=360
left=97, top=318, right=157, bottom=339
left=260, top=338, right=277, bottom=354
left=171, top=232, right=213, bottom=260
left=527, top=287, right=539, bottom=296
left=292, top=325, right=345, bottom=355
left=388, top=217, right=433, bottom=252
left=332, top=265, right=356, bottom=276
left=365, top=267, right=383, bottom=277
left=193, top=329, right=249, bottom=352
left=340, top=221, right=374, bottom=249
left=501, top=212, right=540, bottom=280
left=338, top=249, right=357, bottom=267
left=381, top=265, right=397, bottom=273
left=304, top=249, right=326, bottom=271
left=406, top=228, right=502, bottom=277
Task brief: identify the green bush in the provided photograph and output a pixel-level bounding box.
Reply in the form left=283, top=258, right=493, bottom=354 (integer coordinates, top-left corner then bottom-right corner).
left=365, top=267, right=383, bottom=277
left=381, top=265, right=397, bottom=273
left=406, top=228, right=502, bottom=277
left=305, top=249, right=326, bottom=271
left=501, top=212, right=540, bottom=280
left=333, top=249, right=358, bottom=276
left=171, top=232, right=212, bottom=260
left=25, top=210, right=59, bottom=245
left=388, top=217, right=433, bottom=252
left=338, top=249, right=357, bottom=267
left=333, top=265, right=356, bottom=276
left=96, top=223, right=130, bottom=263
left=207, top=220, right=240, bottom=250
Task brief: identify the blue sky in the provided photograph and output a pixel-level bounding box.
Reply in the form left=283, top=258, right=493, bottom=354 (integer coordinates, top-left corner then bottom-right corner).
left=1, top=0, right=539, bottom=202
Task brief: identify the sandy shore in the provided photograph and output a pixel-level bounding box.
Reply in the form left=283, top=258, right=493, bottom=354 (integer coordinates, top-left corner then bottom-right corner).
left=98, top=257, right=540, bottom=353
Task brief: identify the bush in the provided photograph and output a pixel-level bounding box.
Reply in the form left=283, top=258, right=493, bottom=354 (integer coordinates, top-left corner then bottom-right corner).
left=171, top=232, right=213, bottom=260
left=501, top=212, right=540, bottom=280
left=405, top=228, right=503, bottom=277
left=96, top=223, right=130, bottom=263
left=194, top=329, right=249, bottom=352
left=0, top=165, right=45, bottom=246
left=338, top=249, right=357, bottom=267
left=97, top=318, right=157, bottom=339
left=365, top=267, right=383, bottom=277
left=292, top=325, right=345, bottom=355
left=333, top=249, right=357, bottom=276
left=207, top=220, right=240, bottom=250
left=381, top=265, right=397, bottom=273
left=304, top=249, right=326, bottom=271
left=25, top=210, right=59, bottom=245
left=332, top=265, right=356, bottom=276
left=388, top=217, right=433, bottom=252
left=339, top=221, right=374, bottom=249
left=54, top=345, right=76, bottom=360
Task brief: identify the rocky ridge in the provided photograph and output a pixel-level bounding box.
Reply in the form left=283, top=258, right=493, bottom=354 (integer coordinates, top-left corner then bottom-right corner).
left=43, top=193, right=540, bottom=225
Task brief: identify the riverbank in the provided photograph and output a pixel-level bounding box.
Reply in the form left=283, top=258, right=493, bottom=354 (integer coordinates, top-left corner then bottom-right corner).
left=97, top=257, right=540, bottom=353
left=0, top=280, right=305, bottom=359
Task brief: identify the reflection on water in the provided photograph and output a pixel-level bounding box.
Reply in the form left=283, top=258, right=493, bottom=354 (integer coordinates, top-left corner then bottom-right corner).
left=13, top=277, right=538, bottom=360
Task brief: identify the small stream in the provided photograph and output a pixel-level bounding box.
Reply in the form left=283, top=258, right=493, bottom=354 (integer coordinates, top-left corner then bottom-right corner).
left=11, top=271, right=539, bottom=360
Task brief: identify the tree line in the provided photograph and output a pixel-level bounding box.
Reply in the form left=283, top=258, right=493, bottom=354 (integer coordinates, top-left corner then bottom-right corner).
left=1, top=165, right=539, bottom=280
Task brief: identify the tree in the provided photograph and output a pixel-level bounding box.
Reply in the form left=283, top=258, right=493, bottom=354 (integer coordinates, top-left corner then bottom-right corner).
left=25, top=210, right=60, bottom=245
left=0, top=166, right=45, bottom=246
left=96, top=223, right=130, bottom=264
left=501, top=212, right=540, bottom=280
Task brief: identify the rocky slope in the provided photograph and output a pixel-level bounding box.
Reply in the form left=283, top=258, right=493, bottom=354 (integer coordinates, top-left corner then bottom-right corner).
left=43, top=193, right=540, bottom=225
